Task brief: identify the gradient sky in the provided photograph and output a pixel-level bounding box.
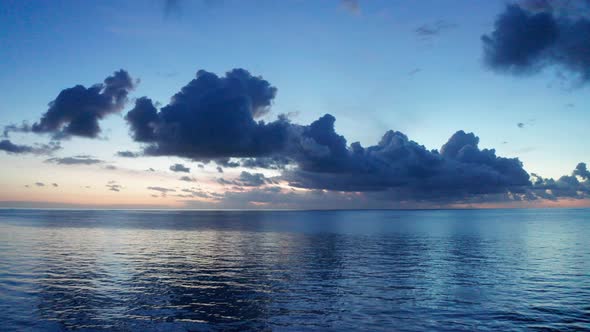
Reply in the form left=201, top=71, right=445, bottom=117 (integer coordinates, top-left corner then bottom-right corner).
left=0, top=0, right=588, bottom=209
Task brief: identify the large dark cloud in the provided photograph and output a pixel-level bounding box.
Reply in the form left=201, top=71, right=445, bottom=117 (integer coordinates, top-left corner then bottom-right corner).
left=0, top=140, right=60, bottom=155
left=123, top=67, right=586, bottom=205
left=7, top=70, right=136, bottom=139
left=284, top=115, right=531, bottom=201
left=125, top=69, right=290, bottom=160
left=483, top=4, right=590, bottom=82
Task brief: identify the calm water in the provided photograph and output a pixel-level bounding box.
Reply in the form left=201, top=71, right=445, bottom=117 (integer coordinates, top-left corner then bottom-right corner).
left=0, top=209, right=589, bottom=331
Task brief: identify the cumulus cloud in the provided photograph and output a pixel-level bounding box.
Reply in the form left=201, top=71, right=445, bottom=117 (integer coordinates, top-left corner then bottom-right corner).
left=45, top=155, right=103, bottom=165
left=0, top=140, right=60, bottom=155
left=6, top=70, right=135, bottom=139
left=125, top=69, right=288, bottom=160
left=283, top=116, right=530, bottom=201
left=119, top=67, right=586, bottom=205
left=169, top=163, right=190, bottom=173
left=528, top=163, right=590, bottom=200
left=482, top=4, right=590, bottom=82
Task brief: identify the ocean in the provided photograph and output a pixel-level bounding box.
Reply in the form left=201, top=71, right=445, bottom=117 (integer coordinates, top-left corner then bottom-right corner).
left=0, top=209, right=589, bottom=331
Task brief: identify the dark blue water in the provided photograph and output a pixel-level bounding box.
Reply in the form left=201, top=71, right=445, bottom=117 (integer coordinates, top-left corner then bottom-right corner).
left=0, top=209, right=589, bottom=331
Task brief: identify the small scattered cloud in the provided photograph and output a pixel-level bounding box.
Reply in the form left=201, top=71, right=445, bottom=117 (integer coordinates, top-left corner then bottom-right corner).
left=45, top=155, right=103, bottom=165
left=0, top=140, right=60, bottom=155
left=116, top=150, right=141, bottom=158
left=106, top=181, right=122, bottom=192
left=35, top=182, right=45, bottom=187
left=415, top=20, right=457, bottom=39
left=169, top=163, right=190, bottom=173
left=179, top=176, right=197, bottom=182
left=147, top=186, right=176, bottom=197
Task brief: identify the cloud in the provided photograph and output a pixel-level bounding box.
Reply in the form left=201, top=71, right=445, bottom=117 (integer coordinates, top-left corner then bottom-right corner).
left=528, top=163, right=590, bottom=200
left=283, top=116, right=531, bottom=201
left=217, top=171, right=277, bottom=187
left=52, top=183, right=58, bottom=187
left=106, top=182, right=122, bottom=192
left=147, top=186, right=176, bottom=197
left=517, top=122, right=525, bottom=128
left=7, top=70, right=136, bottom=139
left=241, top=156, right=290, bottom=170
left=179, top=175, right=197, bottom=182
left=35, top=182, right=45, bottom=187
left=125, top=69, right=288, bottom=160
left=482, top=4, right=590, bottom=82
left=121, top=67, right=585, bottom=205
left=415, top=20, right=457, bottom=39
left=169, top=163, right=190, bottom=173
left=0, top=140, right=60, bottom=155
left=116, top=150, right=141, bottom=158
left=340, top=0, right=360, bottom=15
left=45, top=155, right=103, bottom=165
left=215, top=158, right=240, bottom=168
left=573, top=162, right=590, bottom=180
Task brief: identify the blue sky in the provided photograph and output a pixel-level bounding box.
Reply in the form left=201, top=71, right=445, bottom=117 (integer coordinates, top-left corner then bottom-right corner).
left=0, top=0, right=588, bottom=208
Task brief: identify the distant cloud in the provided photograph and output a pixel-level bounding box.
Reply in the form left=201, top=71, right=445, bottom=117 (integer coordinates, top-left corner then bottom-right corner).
left=35, top=182, right=45, bottom=187
left=408, top=68, right=421, bottom=76
left=169, top=163, right=190, bottom=173
left=116, top=150, right=141, bottom=158
left=52, top=183, right=58, bottom=187
left=104, top=165, right=117, bottom=170
left=216, top=166, right=223, bottom=173
left=0, top=140, right=60, bottom=155
left=45, top=155, right=103, bottom=165
left=147, top=186, right=176, bottom=197
left=415, top=20, right=457, bottom=39
left=106, top=182, right=122, bottom=192
left=340, top=0, right=360, bottom=15
left=179, top=176, right=197, bottom=182
left=482, top=4, right=590, bottom=83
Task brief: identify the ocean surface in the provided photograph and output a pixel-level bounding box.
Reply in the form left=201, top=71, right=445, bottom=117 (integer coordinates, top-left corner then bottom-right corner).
left=0, top=209, right=589, bottom=331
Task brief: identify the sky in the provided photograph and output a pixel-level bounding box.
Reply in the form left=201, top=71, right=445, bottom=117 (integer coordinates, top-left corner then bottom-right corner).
left=0, top=0, right=589, bottom=209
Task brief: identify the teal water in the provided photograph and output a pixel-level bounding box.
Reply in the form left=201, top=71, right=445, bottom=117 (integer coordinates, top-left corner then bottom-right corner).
left=0, top=209, right=589, bottom=331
